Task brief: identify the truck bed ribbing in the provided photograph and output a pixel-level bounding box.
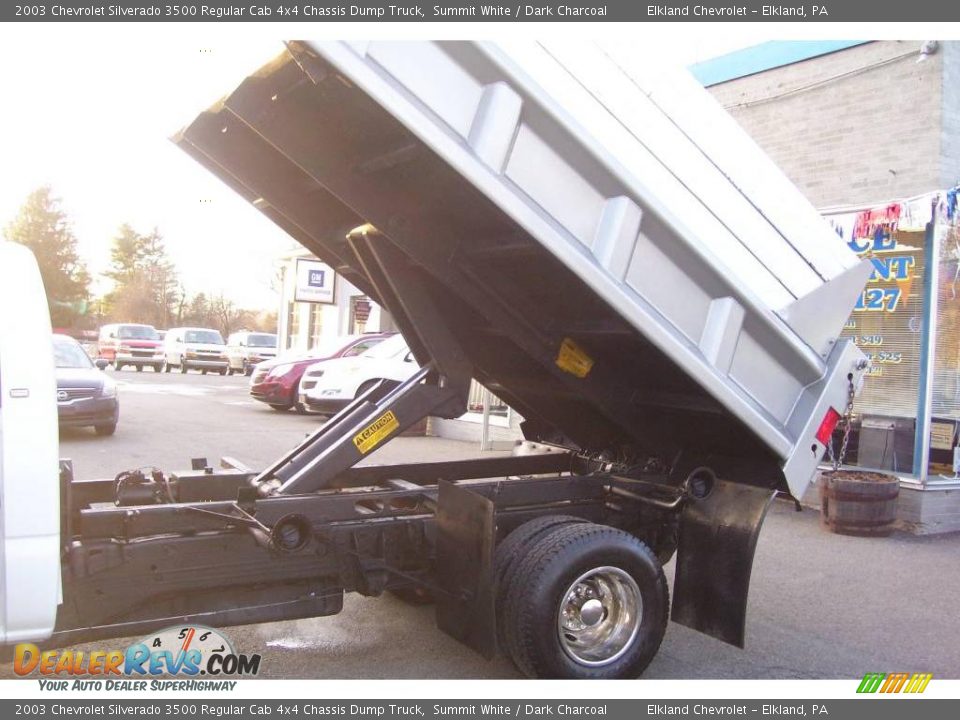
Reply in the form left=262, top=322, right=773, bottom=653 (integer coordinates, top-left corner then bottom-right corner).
left=174, top=40, right=870, bottom=499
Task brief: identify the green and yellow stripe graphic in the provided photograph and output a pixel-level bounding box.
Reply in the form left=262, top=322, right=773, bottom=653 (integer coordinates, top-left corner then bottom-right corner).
left=857, top=672, right=933, bottom=694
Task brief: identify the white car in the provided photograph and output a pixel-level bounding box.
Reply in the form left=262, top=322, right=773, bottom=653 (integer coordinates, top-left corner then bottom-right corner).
left=299, top=334, right=419, bottom=414
left=163, top=327, right=229, bottom=375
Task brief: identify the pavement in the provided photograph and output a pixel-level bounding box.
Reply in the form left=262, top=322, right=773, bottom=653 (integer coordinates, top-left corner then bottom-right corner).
left=3, top=370, right=959, bottom=679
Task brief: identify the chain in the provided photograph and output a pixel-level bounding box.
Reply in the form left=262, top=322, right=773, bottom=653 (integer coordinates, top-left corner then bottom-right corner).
left=828, top=376, right=857, bottom=471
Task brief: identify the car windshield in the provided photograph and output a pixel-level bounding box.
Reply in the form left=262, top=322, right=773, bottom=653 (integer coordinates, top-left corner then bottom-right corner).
left=118, top=325, right=159, bottom=340
left=53, top=336, right=93, bottom=369
left=303, top=335, right=363, bottom=358
left=361, top=334, right=408, bottom=359
left=185, top=330, right=224, bottom=345
left=247, top=333, right=277, bottom=348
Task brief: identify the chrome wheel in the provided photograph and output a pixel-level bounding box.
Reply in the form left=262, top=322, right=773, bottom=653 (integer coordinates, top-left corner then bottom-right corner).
left=557, top=566, right=642, bottom=667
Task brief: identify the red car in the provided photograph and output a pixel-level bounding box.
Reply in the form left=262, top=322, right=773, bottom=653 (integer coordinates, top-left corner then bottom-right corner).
left=249, top=333, right=392, bottom=413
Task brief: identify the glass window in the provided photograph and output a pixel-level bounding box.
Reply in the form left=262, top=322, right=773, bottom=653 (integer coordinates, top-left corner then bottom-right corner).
left=308, top=304, right=323, bottom=349
left=185, top=330, right=224, bottom=345
left=53, top=336, right=93, bottom=369
left=835, top=229, right=925, bottom=473
left=930, top=223, right=960, bottom=474
left=286, top=302, right=299, bottom=350
left=247, top=333, right=277, bottom=348
left=361, top=334, right=407, bottom=360
left=118, top=325, right=159, bottom=340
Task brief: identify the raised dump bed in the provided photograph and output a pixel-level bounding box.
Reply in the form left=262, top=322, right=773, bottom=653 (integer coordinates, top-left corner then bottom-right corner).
left=176, top=40, right=871, bottom=499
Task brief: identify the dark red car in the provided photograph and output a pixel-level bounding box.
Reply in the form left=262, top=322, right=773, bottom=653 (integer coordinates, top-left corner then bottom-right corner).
left=249, top=333, right=392, bottom=413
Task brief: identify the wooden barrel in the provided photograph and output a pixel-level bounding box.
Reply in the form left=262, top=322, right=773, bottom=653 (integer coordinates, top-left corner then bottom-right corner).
left=819, top=471, right=899, bottom=537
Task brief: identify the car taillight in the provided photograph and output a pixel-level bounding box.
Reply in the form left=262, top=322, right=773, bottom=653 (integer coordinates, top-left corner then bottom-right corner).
left=815, top=407, right=842, bottom=446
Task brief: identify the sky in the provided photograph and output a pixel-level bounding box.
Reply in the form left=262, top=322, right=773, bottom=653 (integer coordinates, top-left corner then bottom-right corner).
left=0, top=34, right=752, bottom=312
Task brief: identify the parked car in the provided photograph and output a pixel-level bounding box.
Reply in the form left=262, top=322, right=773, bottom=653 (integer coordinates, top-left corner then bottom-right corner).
left=97, top=323, right=164, bottom=372
left=250, top=333, right=391, bottom=413
left=226, top=331, right=278, bottom=376
left=299, top=333, right=419, bottom=415
left=163, top=327, right=229, bottom=375
left=54, top=333, right=119, bottom=436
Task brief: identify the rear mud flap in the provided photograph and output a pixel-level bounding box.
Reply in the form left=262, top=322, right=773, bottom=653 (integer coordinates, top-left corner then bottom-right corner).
left=671, top=479, right=775, bottom=648
left=435, top=480, right=497, bottom=659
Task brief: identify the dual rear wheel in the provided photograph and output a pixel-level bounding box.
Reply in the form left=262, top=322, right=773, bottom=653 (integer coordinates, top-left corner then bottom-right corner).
left=494, top=518, right=669, bottom=679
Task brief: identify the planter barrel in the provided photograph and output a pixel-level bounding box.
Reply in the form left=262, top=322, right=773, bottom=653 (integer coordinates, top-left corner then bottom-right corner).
left=819, top=471, right=899, bottom=537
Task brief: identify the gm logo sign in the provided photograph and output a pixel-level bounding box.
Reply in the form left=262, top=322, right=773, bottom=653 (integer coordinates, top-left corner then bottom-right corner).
left=857, top=672, right=932, bottom=694
left=308, top=269, right=326, bottom=287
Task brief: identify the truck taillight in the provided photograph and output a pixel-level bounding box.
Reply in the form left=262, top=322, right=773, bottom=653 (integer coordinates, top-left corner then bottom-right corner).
left=815, top=407, right=842, bottom=445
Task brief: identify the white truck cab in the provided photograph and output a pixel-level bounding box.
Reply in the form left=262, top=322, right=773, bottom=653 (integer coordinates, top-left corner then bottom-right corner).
left=0, top=241, right=61, bottom=643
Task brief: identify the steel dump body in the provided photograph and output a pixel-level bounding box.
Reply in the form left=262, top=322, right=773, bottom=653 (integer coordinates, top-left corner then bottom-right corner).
left=176, top=41, right=870, bottom=498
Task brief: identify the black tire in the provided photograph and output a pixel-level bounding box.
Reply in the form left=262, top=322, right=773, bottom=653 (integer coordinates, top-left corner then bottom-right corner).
left=180, top=359, right=188, bottom=374
left=389, top=586, right=435, bottom=605
left=294, top=402, right=308, bottom=415
left=115, top=363, right=124, bottom=371
left=494, top=515, right=590, bottom=653
left=94, top=423, right=117, bottom=437
left=219, top=368, right=227, bottom=376
left=164, top=362, right=171, bottom=373
left=269, top=403, right=293, bottom=412
left=499, top=523, right=668, bottom=679
left=202, top=369, right=208, bottom=375
left=136, top=365, right=143, bottom=372
left=244, top=365, right=254, bottom=377
left=153, top=364, right=162, bottom=372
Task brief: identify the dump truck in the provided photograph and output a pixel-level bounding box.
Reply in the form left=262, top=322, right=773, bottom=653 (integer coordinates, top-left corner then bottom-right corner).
left=0, top=41, right=871, bottom=679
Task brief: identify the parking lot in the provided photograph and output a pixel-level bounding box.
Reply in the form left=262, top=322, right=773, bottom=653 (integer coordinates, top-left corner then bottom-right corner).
left=4, top=370, right=960, bottom=679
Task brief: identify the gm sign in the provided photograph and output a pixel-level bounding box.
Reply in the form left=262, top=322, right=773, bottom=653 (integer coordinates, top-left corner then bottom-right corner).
left=308, top=269, right=326, bottom=288
left=295, top=259, right=335, bottom=304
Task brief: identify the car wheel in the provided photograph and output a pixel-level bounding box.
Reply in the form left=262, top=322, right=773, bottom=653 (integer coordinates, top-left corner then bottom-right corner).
left=219, top=368, right=227, bottom=376
left=269, top=403, right=293, bottom=412
left=498, top=523, right=668, bottom=679
left=136, top=365, right=143, bottom=372
left=180, top=359, right=188, bottom=374
left=495, top=515, right=591, bottom=654
left=294, top=402, right=308, bottom=415
left=153, top=364, right=162, bottom=372
left=94, top=423, right=117, bottom=437
left=164, top=362, right=171, bottom=373
left=115, top=363, right=124, bottom=371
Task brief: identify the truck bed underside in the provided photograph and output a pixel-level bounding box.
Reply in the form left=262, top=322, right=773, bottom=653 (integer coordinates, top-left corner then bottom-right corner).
left=174, top=47, right=785, bottom=488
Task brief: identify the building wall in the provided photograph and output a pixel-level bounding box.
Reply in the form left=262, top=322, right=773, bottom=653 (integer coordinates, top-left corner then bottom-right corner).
left=707, top=41, right=946, bottom=208
left=942, top=41, right=960, bottom=190
left=276, top=253, right=386, bottom=353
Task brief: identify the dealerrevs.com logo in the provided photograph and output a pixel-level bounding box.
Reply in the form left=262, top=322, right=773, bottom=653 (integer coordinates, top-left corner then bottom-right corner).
left=14, top=625, right=261, bottom=691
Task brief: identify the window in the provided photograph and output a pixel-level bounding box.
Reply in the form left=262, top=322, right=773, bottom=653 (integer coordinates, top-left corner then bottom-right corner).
left=286, top=302, right=299, bottom=350
left=930, top=223, right=960, bottom=474
left=308, top=304, right=323, bottom=349
left=835, top=229, right=925, bottom=473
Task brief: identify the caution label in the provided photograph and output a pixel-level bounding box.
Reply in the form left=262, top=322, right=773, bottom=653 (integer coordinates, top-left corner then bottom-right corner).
left=556, top=338, right=594, bottom=378
left=353, top=410, right=400, bottom=454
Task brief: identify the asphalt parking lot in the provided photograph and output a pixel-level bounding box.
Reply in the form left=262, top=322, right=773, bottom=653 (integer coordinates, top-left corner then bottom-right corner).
left=4, top=370, right=960, bottom=679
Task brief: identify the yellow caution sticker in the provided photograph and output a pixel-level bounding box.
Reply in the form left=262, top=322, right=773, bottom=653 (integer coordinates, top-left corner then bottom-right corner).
left=555, top=338, right=594, bottom=378
left=353, top=410, right=400, bottom=454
